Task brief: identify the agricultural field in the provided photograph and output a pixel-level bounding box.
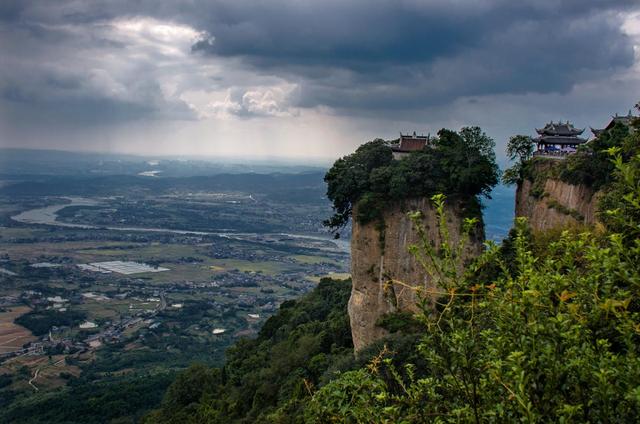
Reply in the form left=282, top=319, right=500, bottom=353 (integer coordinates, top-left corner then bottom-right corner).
left=0, top=306, right=36, bottom=354
left=0, top=172, right=349, bottom=414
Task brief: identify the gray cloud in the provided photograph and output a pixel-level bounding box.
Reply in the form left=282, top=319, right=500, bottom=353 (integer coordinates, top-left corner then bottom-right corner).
left=189, top=0, right=637, bottom=113
left=0, top=0, right=638, bottom=157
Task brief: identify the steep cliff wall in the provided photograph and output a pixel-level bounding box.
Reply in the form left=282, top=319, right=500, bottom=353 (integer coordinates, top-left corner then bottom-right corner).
left=515, top=162, right=600, bottom=231
left=349, top=198, right=483, bottom=352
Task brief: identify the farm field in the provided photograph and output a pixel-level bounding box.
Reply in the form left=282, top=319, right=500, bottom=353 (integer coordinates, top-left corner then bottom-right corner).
left=0, top=306, right=36, bottom=354
left=0, top=176, right=349, bottom=419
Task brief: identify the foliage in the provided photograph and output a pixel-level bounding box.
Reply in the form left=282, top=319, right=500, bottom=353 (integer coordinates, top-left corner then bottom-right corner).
left=375, top=311, right=423, bottom=334
left=15, top=309, right=87, bottom=336
left=545, top=198, right=584, bottom=220
left=0, top=373, right=174, bottom=424
left=560, top=121, right=631, bottom=189
left=143, top=278, right=354, bottom=423
left=307, top=154, right=640, bottom=422
left=324, top=127, right=499, bottom=235
left=502, top=135, right=534, bottom=185
left=599, top=114, right=640, bottom=242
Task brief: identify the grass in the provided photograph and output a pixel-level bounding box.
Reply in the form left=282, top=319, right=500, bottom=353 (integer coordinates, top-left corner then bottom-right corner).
left=0, top=227, right=46, bottom=240
left=546, top=199, right=585, bottom=221
left=307, top=272, right=351, bottom=283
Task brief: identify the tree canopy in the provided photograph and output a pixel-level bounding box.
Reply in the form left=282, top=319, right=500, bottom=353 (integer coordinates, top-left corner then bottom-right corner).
left=502, top=134, right=534, bottom=185
left=324, top=127, right=500, bottom=235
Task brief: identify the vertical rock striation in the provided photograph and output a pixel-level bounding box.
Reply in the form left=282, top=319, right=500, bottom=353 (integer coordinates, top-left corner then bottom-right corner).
left=515, top=163, right=600, bottom=232
left=348, top=198, right=483, bottom=352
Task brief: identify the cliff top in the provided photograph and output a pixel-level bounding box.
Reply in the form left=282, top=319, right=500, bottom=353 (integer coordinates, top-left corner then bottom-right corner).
left=323, top=126, right=500, bottom=237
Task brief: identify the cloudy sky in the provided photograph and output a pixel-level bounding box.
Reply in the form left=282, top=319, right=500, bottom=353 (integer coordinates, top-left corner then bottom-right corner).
left=1, top=0, right=639, bottom=163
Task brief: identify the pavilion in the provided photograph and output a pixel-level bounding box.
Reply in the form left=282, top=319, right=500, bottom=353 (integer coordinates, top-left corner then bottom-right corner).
left=533, top=121, right=587, bottom=158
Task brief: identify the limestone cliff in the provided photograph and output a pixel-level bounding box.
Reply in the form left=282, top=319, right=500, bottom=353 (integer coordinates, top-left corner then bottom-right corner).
left=348, top=198, right=483, bottom=352
left=515, top=161, right=600, bottom=231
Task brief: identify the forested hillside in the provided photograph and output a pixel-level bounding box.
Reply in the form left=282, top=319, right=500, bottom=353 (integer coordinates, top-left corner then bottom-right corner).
left=147, top=112, right=640, bottom=423
left=144, top=278, right=354, bottom=423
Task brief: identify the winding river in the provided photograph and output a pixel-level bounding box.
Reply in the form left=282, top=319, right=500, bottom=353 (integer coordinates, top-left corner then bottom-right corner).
left=11, top=197, right=350, bottom=253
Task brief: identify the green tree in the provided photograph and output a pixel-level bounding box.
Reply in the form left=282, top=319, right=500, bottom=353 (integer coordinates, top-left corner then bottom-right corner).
left=307, top=135, right=640, bottom=422
left=502, top=134, right=533, bottom=185
left=324, top=128, right=499, bottom=237
left=323, top=139, right=393, bottom=234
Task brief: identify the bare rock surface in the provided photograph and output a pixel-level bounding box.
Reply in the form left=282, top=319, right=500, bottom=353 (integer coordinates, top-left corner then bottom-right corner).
left=349, top=198, right=482, bottom=352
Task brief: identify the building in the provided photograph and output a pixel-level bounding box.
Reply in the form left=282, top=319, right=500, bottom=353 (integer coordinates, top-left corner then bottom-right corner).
left=591, top=111, right=637, bottom=138
left=390, top=132, right=430, bottom=159
left=533, top=121, right=587, bottom=158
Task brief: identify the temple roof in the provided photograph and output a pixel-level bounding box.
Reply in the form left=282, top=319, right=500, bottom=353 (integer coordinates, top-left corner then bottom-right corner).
left=390, top=131, right=430, bottom=153
left=535, top=121, right=584, bottom=137
left=591, top=111, right=637, bottom=137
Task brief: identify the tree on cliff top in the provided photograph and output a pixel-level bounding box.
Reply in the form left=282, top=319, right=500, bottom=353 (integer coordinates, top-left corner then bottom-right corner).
left=307, top=141, right=640, bottom=423
left=323, top=127, right=500, bottom=236
left=501, top=134, right=534, bottom=185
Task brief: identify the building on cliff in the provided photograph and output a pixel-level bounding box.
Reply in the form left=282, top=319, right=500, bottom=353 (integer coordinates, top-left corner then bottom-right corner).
left=390, top=132, right=430, bottom=159
left=591, top=111, right=638, bottom=138
left=533, top=121, right=587, bottom=159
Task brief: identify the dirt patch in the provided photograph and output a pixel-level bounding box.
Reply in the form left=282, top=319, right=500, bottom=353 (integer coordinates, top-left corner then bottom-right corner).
left=0, top=306, right=37, bottom=353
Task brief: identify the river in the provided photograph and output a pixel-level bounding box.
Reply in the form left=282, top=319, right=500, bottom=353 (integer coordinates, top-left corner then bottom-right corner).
left=11, top=197, right=350, bottom=253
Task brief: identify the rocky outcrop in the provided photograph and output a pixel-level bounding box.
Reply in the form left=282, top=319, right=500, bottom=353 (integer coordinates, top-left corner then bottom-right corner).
left=348, top=198, right=483, bottom=352
left=516, top=167, right=600, bottom=232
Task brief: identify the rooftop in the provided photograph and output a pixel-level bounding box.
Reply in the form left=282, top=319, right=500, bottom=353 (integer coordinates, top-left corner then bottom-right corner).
left=535, top=121, right=584, bottom=137
left=591, top=111, right=638, bottom=138
left=390, top=131, right=431, bottom=154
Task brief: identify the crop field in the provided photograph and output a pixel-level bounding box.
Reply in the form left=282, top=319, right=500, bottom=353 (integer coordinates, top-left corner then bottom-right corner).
left=0, top=306, right=37, bottom=354
left=0, top=353, right=84, bottom=392
left=0, top=189, right=349, bottom=417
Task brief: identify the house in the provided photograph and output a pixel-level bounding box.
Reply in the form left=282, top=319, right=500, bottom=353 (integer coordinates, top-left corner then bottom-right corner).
left=390, top=132, right=430, bottom=159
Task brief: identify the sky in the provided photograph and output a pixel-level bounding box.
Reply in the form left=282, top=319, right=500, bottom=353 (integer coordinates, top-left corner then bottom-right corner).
left=1, top=0, right=639, bottom=164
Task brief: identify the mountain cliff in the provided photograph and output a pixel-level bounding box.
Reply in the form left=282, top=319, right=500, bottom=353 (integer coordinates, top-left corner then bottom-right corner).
left=349, top=198, right=483, bottom=351
left=515, top=160, right=600, bottom=231
left=323, top=128, right=499, bottom=352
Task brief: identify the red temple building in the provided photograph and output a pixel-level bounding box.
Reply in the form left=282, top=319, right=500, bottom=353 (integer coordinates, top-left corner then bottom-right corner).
left=390, top=132, right=430, bottom=159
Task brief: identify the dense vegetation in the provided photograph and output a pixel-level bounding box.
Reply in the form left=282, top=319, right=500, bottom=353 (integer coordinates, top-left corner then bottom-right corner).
left=0, top=373, right=174, bottom=424
left=323, top=127, right=499, bottom=235
left=303, top=113, right=640, bottom=422
left=146, top=111, right=640, bottom=423
left=144, top=278, right=354, bottom=423
left=560, top=120, right=633, bottom=189
left=15, top=309, right=87, bottom=336
left=502, top=109, right=635, bottom=193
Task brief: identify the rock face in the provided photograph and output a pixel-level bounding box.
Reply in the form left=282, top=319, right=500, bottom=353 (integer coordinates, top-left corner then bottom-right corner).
left=516, top=164, right=599, bottom=231
left=348, top=198, right=483, bottom=352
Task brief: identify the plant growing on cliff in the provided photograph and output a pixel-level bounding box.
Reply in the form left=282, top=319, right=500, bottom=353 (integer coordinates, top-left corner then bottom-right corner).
left=324, top=127, right=499, bottom=237
left=307, top=155, right=640, bottom=423
left=502, top=134, right=534, bottom=185
left=308, top=229, right=640, bottom=422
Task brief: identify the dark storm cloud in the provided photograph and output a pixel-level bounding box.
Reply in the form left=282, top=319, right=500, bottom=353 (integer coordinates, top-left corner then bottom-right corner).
left=0, top=0, right=638, bottom=125
left=188, top=0, right=638, bottom=112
